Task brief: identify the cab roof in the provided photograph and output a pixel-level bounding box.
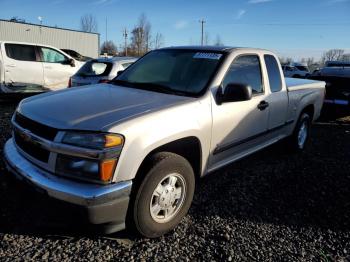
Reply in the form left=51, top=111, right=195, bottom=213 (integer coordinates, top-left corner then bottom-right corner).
left=160, top=45, right=270, bottom=53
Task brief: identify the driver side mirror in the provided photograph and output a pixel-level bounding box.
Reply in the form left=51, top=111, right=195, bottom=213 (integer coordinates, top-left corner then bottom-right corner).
left=69, top=58, right=75, bottom=67
left=62, top=58, right=75, bottom=67
left=216, top=83, right=252, bottom=105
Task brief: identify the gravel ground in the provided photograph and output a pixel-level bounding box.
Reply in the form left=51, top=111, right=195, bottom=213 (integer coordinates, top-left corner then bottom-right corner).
left=1, top=101, right=350, bottom=261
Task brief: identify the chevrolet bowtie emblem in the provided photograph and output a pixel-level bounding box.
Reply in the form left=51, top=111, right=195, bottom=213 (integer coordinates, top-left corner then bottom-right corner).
left=19, top=129, right=32, bottom=142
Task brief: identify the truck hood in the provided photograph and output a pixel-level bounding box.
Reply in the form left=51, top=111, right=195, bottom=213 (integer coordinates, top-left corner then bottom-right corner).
left=18, top=84, right=193, bottom=131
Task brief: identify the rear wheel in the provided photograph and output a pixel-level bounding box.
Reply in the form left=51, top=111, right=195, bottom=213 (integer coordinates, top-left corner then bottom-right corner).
left=287, top=112, right=311, bottom=151
left=131, top=152, right=195, bottom=238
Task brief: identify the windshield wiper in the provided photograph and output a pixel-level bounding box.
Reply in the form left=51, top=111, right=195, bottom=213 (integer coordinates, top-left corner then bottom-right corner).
left=131, top=82, right=190, bottom=96
left=112, top=80, right=190, bottom=96
left=111, top=79, right=135, bottom=87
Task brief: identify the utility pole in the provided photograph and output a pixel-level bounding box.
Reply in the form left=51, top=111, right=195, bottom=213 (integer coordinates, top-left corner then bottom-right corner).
left=199, top=19, right=206, bottom=46
left=123, top=28, right=128, bottom=56
left=38, top=16, right=43, bottom=34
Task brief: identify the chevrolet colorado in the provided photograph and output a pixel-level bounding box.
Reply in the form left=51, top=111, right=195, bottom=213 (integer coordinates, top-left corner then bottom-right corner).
left=3, top=46, right=325, bottom=238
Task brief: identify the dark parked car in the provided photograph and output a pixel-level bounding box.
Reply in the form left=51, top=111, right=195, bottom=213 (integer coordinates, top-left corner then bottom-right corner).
left=61, top=49, right=92, bottom=62
left=308, top=61, right=350, bottom=107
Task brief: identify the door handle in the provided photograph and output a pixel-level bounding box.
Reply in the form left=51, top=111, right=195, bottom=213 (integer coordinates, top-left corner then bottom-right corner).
left=44, top=66, right=52, bottom=69
left=6, top=64, right=16, bottom=68
left=257, top=100, right=269, bottom=111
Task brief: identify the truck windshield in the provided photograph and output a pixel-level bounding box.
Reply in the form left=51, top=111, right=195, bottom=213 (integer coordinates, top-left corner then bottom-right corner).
left=113, top=49, right=224, bottom=96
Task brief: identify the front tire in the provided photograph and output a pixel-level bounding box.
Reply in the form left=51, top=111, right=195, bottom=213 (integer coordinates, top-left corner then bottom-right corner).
left=131, top=152, right=195, bottom=238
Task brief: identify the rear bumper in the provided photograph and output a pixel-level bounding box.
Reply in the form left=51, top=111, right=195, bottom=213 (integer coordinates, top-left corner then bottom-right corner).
left=324, top=99, right=349, bottom=106
left=3, top=138, right=132, bottom=231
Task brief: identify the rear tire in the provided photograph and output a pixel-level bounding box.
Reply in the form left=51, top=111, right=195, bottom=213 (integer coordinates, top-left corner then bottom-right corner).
left=286, top=112, right=311, bottom=152
left=131, top=152, right=195, bottom=238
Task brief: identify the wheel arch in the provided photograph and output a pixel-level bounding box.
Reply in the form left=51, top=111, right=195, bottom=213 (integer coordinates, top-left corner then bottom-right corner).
left=133, top=136, right=203, bottom=187
left=301, top=104, right=315, bottom=121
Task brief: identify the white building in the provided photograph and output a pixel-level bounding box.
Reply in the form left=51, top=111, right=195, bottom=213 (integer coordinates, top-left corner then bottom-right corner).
left=0, top=19, right=99, bottom=58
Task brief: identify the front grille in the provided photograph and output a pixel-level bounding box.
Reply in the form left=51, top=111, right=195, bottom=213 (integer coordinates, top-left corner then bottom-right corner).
left=14, top=131, right=50, bottom=163
left=14, top=113, right=58, bottom=141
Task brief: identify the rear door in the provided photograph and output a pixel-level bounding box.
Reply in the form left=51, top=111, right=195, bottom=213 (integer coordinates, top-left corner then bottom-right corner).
left=263, top=54, right=289, bottom=132
left=2, top=43, right=45, bottom=92
left=39, top=46, right=78, bottom=90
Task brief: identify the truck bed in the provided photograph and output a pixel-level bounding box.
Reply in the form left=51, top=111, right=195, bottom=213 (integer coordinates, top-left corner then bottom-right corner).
left=286, top=77, right=325, bottom=91
left=285, top=77, right=325, bottom=123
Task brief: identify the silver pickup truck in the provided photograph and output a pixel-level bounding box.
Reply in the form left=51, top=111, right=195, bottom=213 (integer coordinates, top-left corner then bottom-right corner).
left=3, top=46, right=325, bottom=238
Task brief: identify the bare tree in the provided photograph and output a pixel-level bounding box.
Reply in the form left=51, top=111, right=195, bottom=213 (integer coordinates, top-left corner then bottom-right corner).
left=80, top=14, right=98, bottom=33
left=154, top=33, right=164, bottom=49
left=130, top=14, right=151, bottom=56
left=130, top=27, right=143, bottom=56
left=306, top=58, right=315, bottom=68
left=100, top=40, right=117, bottom=55
left=321, top=49, right=345, bottom=64
left=341, top=53, right=350, bottom=62
left=214, top=35, right=224, bottom=46
left=10, top=16, right=25, bottom=23
left=279, top=57, right=293, bottom=65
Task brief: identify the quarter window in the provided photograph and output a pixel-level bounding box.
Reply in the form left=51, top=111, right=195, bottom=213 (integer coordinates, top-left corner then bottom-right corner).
left=264, top=55, right=282, bottom=92
left=223, top=55, right=264, bottom=94
left=5, top=44, right=37, bottom=61
left=41, top=47, right=67, bottom=63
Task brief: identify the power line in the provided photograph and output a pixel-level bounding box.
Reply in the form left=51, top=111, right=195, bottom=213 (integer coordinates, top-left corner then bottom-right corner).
left=213, top=22, right=350, bottom=27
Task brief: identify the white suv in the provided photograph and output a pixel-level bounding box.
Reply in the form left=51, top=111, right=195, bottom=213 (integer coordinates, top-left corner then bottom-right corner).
left=0, top=41, right=84, bottom=93
left=282, top=63, right=310, bottom=78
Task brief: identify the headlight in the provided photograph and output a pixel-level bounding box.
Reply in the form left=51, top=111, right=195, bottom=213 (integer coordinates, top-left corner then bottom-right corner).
left=62, top=132, right=124, bottom=149
left=58, top=132, right=124, bottom=183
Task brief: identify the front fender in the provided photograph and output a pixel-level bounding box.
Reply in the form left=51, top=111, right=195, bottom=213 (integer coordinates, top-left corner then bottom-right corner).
left=109, top=98, right=212, bottom=183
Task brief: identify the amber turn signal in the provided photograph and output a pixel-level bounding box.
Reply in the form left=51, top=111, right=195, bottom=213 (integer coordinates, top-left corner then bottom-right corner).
left=105, top=134, right=123, bottom=148
left=100, top=159, right=117, bottom=182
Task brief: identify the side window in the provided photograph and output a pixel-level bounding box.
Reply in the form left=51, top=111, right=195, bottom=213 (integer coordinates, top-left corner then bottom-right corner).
left=264, top=55, right=282, bottom=92
left=223, top=55, right=264, bottom=95
left=122, top=62, right=133, bottom=69
left=5, top=44, right=37, bottom=61
left=41, top=47, right=67, bottom=63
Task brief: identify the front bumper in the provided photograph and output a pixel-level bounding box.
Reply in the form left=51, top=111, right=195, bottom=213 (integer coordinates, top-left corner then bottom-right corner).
left=3, top=138, right=132, bottom=232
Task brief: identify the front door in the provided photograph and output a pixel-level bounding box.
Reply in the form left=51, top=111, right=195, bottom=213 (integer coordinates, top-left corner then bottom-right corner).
left=39, top=46, right=77, bottom=90
left=208, top=54, right=269, bottom=171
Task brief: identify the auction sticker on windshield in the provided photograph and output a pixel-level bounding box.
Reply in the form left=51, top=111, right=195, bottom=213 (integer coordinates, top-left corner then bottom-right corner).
left=193, top=53, right=222, bottom=60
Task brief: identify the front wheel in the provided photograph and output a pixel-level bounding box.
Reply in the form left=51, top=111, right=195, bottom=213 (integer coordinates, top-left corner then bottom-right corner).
left=131, top=152, right=195, bottom=238
left=287, top=112, right=311, bottom=151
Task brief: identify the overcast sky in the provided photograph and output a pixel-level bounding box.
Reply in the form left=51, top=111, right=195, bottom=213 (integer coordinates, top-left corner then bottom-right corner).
left=0, top=0, right=349, bottom=60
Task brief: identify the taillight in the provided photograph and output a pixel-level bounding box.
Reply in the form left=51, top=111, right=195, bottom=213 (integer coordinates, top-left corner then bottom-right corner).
left=68, top=77, right=72, bottom=88
left=98, top=79, right=110, bottom=84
